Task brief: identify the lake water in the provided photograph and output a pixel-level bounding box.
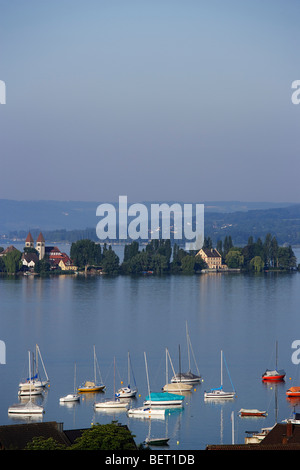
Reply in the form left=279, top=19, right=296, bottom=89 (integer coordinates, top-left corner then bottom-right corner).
left=1, top=247, right=300, bottom=450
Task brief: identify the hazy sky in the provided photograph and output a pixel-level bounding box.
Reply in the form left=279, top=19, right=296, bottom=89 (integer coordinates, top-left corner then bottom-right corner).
left=1, top=0, right=300, bottom=203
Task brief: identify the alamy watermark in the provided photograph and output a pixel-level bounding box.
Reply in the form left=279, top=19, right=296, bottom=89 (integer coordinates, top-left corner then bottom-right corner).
left=96, top=196, right=204, bottom=250
left=291, top=80, right=300, bottom=105
left=0, top=340, right=6, bottom=364
left=0, top=80, right=6, bottom=104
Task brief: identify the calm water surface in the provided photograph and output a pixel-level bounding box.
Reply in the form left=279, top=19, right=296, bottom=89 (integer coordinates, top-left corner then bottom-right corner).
left=1, top=252, right=300, bottom=450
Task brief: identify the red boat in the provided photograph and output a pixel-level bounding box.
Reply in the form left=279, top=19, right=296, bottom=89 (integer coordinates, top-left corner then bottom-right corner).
left=262, top=369, right=286, bottom=382
left=239, top=408, right=267, bottom=417
left=262, top=342, right=285, bottom=382
left=286, top=387, right=300, bottom=398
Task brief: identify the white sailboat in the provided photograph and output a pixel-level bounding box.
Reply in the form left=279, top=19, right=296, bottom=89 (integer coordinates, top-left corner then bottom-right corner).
left=18, top=350, right=44, bottom=397
left=204, top=350, right=236, bottom=399
left=9, top=351, right=44, bottom=415
left=127, top=352, right=165, bottom=418
left=19, top=344, right=49, bottom=391
left=163, top=347, right=192, bottom=392
left=115, top=351, right=137, bottom=398
left=94, top=357, right=129, bottom=409
left=78, top=345, right=106, bottom=393
left=60, top=363, right=80, bottom=403
left=171, top=323, right=201, bottom=384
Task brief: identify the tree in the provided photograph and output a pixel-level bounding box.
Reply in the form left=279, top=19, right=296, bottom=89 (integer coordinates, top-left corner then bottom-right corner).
left=181, top=255, right=196, bottom=273
left=277, top=246, right=297, bottom=269
left=101, top=246, right=120, bottom=274
left=123, top=241, right=139, bottom=262
left=3, top=249, right=22, bottom=273
left=25, top=436, right=66, bottom=450
left=225, top=248, right=244, bottom=268
left=249, top=256, right=264, bottom=272
left=70, top=239, right=102, bottom=270
left=70, top=422, right=136, bottom=450
left=34, top=258, right=51, bottom=273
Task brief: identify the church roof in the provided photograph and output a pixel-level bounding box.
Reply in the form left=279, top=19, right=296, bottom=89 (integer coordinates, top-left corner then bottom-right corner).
left=25, top=232, right=34, bottom=243
left=36, top=232, right=45, bottom=242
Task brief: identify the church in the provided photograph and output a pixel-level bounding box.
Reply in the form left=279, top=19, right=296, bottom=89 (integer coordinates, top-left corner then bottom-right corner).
left=23, top=232, right=77, bottom=271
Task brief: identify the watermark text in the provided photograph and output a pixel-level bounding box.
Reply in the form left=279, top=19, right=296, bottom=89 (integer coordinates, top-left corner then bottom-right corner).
left=96, top=196, right=204, bottom=250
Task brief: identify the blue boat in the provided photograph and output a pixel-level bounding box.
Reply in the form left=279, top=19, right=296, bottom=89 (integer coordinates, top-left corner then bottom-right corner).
left=143, top=392, right=184, bottom=407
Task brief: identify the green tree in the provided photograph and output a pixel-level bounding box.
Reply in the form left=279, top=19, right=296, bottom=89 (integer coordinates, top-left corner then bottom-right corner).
left=70, top=239, right=102, bottom=270
left=277, top=246, right=297, bottom=269
left=101, top=246, right=120, bottom=274
left=123, top=241, right=139, bottom=262
left=70, top=422, right=136, bottom=450
left=225, top=248, right=244, bottom=268
left=3, top=249, right=22, bottom=273
left=181, top=255, right=196, bottom=273
left=25, top=436, right=66, bottom=450
left=249, top=256, right=264, bottom=272
left=34, top=258, right=51, bottom=273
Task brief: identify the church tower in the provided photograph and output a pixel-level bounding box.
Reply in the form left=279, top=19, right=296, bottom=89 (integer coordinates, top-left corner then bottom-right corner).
left=36, top=232, right=45, bottom=260
left=25, top=232, right=34, bottom=249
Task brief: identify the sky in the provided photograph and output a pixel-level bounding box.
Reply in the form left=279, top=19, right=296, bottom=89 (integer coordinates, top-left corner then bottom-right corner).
left=0, top=0, right=300, bottom=204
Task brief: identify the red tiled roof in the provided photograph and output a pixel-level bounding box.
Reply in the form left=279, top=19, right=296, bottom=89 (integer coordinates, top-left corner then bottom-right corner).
left=36, top=232, right=45, bottom=242
left=25, top=232, right=34, bottom=243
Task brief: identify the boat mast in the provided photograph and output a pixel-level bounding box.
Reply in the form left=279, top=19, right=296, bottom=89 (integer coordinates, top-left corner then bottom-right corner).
left=186, top=322, right=191, bottom=371
left=221, top=350, right=223, bottom=389
left=93, top=345, right=96, bottom=384
left=36, top=344, right=49, bottom=382
left=144, top=352, right=151, bottom=406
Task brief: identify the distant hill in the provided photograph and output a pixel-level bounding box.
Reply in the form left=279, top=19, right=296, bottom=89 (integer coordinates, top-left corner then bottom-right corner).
left=205, top=204, right=300, bottom=245
left=1, top=199, right=299, bottom=246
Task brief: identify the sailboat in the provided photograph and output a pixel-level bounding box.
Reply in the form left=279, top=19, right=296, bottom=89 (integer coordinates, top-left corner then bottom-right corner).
left=171, top=322, right=201, bottom=384
left=94, top=357, right=129, bottom=409
left=8, top=351, right=44, bottom=415
left=262, top=341, right=285, bottom=382
left=127, top=353, right=165, bottom=418
left=162, top=348, right=192, bottom=393
left=78, top=345, right=106, bottom=392
left=60, top=363, right=80, bottom=403
left=204, top=350, right=236, bottom=399
left=19, top=345, right=49, bottom=393
left=144, top=418, right=170, bottom=447
left=115, top=351, right=138, bottom=398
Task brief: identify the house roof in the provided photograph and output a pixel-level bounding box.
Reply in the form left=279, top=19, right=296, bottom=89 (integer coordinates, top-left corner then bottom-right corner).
left=1, top=245, right=19, bottom=255
left=22, top=253, right=39, bottom=263
left=201, top=248, right=221, bottom=258
left=0, top=422, right=71, bottom=450
left=206, top=422, right=300, bottom=450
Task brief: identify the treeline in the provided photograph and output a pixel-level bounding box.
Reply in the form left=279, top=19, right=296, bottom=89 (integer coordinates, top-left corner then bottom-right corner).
left=204, top=233, right=297, bottom=271
left=70, top=239, right=207, bottom=275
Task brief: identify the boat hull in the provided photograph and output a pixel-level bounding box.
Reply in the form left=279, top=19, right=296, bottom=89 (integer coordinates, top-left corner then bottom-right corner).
left=163, top=383, right=192, bottom=392
left=94, top=400, right=129, bottom=409
left=127, top=407, right=165, bottom=418
left=144, top=392, right=184, bottom=407
left=145, top=437, right=170, bottom=446
left=59, top=394, right=80, bottom=402
left=262, top=369, right=285, bottom=382
left=239, top=408, right=267, bottom=417
left=286, top=387, right=300, bottom=397
left=204, top=390, right=235, bottom=399
left=8, top=402, right=44, bottom=415
left=78, top=384, right=105, bottom=393
left=115, top=387, right=137, bottom=398
left=171, top=372, right=201, bottom=384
